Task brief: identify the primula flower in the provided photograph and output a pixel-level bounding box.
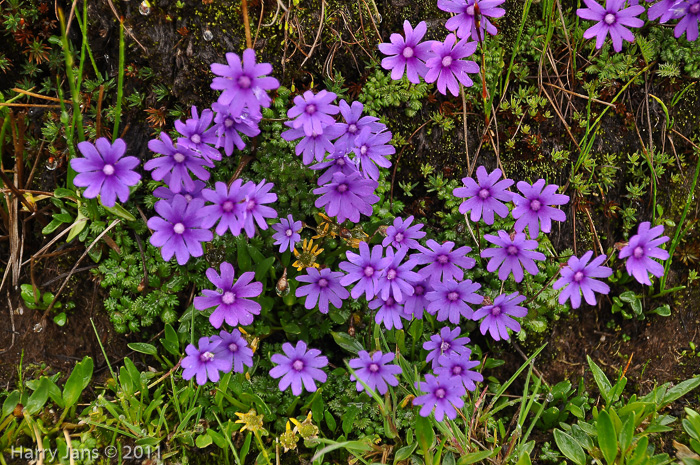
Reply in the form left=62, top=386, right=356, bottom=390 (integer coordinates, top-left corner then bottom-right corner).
left=511, top=179, right=569, bottom=238
left=211, top=102, right=262, bottom=156
left=423, top=326, right=470, bottom=369
left=200, top=180, right=251, bottom=236
left=312, top=150, right=359, bottom=186
left=339, top=241, right=392, bottom=300
left=438, top=0, right=506, bottom=41
left=210, top=49, right=280, bottom=115
left=145, top=132, right=213, bottom=193
left=370, top=295, right=408, bottom=330
left=576, top=0, right=645, bottom=52
left=435, top=353, right=483, bottom=391
left=375, top=247, right=421, bottom=302
left=287, top=90, right=339, bottom=137
left=672, top=0, right=700, bottom=41
left=281, top=121, right=344, bottom=165
left=473, top=292, right=528, bottom=341
left=553, top=251, right=612, bottom=308
left=295, top=267, right=349, bottom=314
left=352, top=128, right=394, bottom=181
left=426, top=279, right=484, bottom=324
left=71, top=138, right=141, bottom=207
left=193, top=262, right=263, bottom=328
left=413, top=374, right=466, bottom=421
left=240, top=179, right=278, bottom=238
left=453, top=166, right=513, bottom=224
left=313, top=171, right=380, bottom=224
left=648, top=0, right=679, bottom=22
left=425, top=34, right=480, bottom=96
left=402, top=279, right=432, bottom=319
left=272, top=214, right=303, bottom=253
left=378, top=20, right=435, bottom=83
left=382, top=215, right=426, bottom=251
left=619, top=222, right=669, bottom=285
left=154, top=178, right=206, bottom=204
left=217, top=329, right=254, bottom=373
left=175, top=106, right=221, bottom=163
left=269, top=341, right=328, bottom=396
left=349, top=351, right=402, bottom=395
left=412, top=239, right=476, bottom=285
left=334, top=100, right=383, bottom=152
left=481, top=231, right=545, bottom=282
left=181, top=336, right=231, bottom=385
left=148, top=196, right=213, bottom=265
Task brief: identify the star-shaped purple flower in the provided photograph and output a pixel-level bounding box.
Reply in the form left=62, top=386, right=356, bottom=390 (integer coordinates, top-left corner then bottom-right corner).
left=313, top=171, right=380, bottom=224
left=425, top=33, right=480, bottom=96
left=511, top=179, right=569, bottom=238
left=211, top=102, right=262, bottom=156
left=453, top=166, right=513, bottom=224
left=296, top=267, right=349, bottom=314
left=334, top=100, right=383, bottom=152
left=349, top=351, right=402, bottom=395
left=147, top=196, right=213, bottom=265
left=438, top=0, right=506, bottom=41
left=193, top=262, right=263, bottom=328
left=402, top=279, right=432, bottom=319
left=673, top=0, right=700, bottom=41
left=312, top=150, right=359, bottom=186
left=272, top=214, right=303, bottom=253
left=339, top=241, right=392, bottom=300
left=619, top=222, right=669, bottom=285
left=370, top=295, right=408, bottom=330
left=413, top=374, right=466, bottom=421
left=175, top=106, right=221, bottom=163
left=352, top=128, right=394, bottom=181
left=181, top=336, right=231, bottom=385
left=382, top=215, right=426, bottom=251
left=287, top=90, right=340, bottom=137
left=145, top=132, right=213, bottom=193
left=71, top=138, right=141, bottom=207
left=473, top=292, right=528, bottom=341
left=426, top=279, right=484, bottom=324
left=435, top=353, right=483, bottom=391
left=481, top=231, right=545, bottom=282
left=412, top=239, right=476, bottom=285
left=281, top=120, right=344, bottom=165
left=200, top=180, right=251, bottom=236
left=553, top=251, right=612, bottom=308
left=423, top=326, right=470, bottom=369
left=576, top=0, right=645, bottom=52
left=269, top=341, right=328, bottom=396
left=378, top=20, right=436, bottom=83
left=375, top=247, right=421, bottom=302
left=240, top=179, right=278, bottom=238
left=217, top=329, right=254, bottom=374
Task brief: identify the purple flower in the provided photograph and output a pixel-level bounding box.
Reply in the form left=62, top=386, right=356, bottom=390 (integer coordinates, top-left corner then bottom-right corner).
left=438, top=0, right=506, bottom=41
left=334, top=100, right=383, bottom=152
left=339, top=241, right=392, bottom=300
left=210, top=49, right=280, bottom=115
left=217, top=329, right=254, bottom=373
left=175, top=106, right=221, bottom=163
left=375, top=247, right=421, bottom=302
left=312, top=150, right=359, bottom=186
left=272, top=214, right=303, bottom=253
left=154, top=178, right=206, bottom=204
left=423, top=326, right=470, bottom=369
left=425, top=34, right=480, bottom=96
left=378, top=20, right=436, bottom=83
left=619, top=222, right=669, bottom=285
left=673, top=0, right=700, bottom=41
left=453, top=166, right=513, bottom=224
left=200, top=180, right=251, bottom=236
left=426, top=279, right=483, bottom=324
left=648, top=0, right=681, bottom=22
left=71, top=138, right=141, bottom=207
left=370, top=295, right=408, bottom=329
left=553, top=251, right=612, bottom=308
left=211, top=102, right=262, bottom=156
left=147, top=196, right=213, bottom=265
left=412, top=239, right=476, bottom=285
left=402, top=279, right=432, bottom=319
left=181, top=336, right=231, bottom=385
left=511, top=179, right=569, bottom=238
left=281, top=121, right=344, bottom=165
left=473, top=292, right=528, bottom=341
left=296, top=267, right=349, bottom=314
left=481, top=231, right=545, bottom=282
left=382, top=215, right=426, bottom=251
left=435, top=353, right=483, bottom=391
left=240, top=179, right=278, bottom=238
left=313, top=171, right=380, bottom=224
left=287, top=90, right=340, bottom=137
left=193, top=262, right=263, bottom=328
left=576, top=0, right=645, bottom=52
left=349, top=351, right=402, bottom=395
left=413, top=374, right=466, bottom=421
left=269, top=341, right=328, bottom=396
left=145, top=132, right=213, bottom=193
left=352, top=128, right=394, bottom=181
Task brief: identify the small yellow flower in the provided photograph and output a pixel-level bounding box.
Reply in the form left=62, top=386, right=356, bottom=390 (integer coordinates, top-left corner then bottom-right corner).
left=278, top=421, right=299, bottom=452
left=292, top=238, right=324, bottom=271
left=234, top=409, right=264, bottom=433
left=312, top=213, right=339, bottom=239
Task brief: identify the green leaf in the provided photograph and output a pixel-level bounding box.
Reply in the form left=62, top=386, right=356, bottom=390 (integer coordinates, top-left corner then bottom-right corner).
left=342, top=405, right=359, bottom=436
left=596, top=410, right=618, bottom=464
left=54, top=188, right=76, bottom=199
left=587, top=356, right=612, bottom=404
left=42, top=218, right=63, bottom=235
left=25, top=378, right=51, bottom=415
left=62, top=357, right=93, bottom=409
left=651, top=304, right=671, bottom=317
left=2, top=391, right=20, bottom=418
left=161, top=323, right=179, bottom=356
left=53, top=312, right=67, bottom=326
left=103, top=203, right=136, bottom=221
left=207, top=428, right=227, bottom=449
left=628, top=436, right=649, bottom=465
left=456, top=450, right=494, bottom=464
left=516, top=451, right=532, bottom=465
left=282, top=321, right=302, bottom=335
left=66, top=215, right=87, bottom=243
left=324, top=411, right=337, bottom=432
left=237, top=237, right=252, bottom=271
left=331, top=332, right=363, bottom=354
left=415, top=415, right=435, bottom=455
left=619, top=291, right=642, bottom=317
left=254, top=257, right=275, bottom=282
left=195, top=434, right=213, bottom=448
left=240, top=432, right=252, bottom=463
left=311, top=439, right=372, bottom=462
left=20, top=284, right=38, bottom=304
left=619, top=414, right=635, bottom=454
left=394, top=443, right=417, bottom=463
left=554, top=429, right=587, bottom=465
left=661, top=377, right=700, bottom=407
left=127, top=343, right=158, bottom=355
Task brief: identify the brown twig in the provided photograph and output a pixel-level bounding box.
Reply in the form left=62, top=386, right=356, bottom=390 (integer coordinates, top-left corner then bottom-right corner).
left=0, top=169, right=36, bottom=213
left=242, top=0, right=253, bottom=49
left=0, top=292, right=16, bottom=354
left=105, top=0, right=148, bottom=53
left=0, top=103, right=61, bottom=108
left=12, top=88, right=71, bottom=104
left=544, top=82, right=615, bottom=108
